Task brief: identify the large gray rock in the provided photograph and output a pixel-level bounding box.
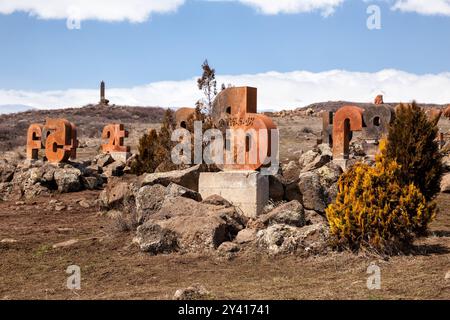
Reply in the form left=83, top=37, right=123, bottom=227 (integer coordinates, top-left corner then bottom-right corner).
left=256, top=223, right=327, bottom=254
left=285, top=180, right=302, bottom=202
left=134, top=197, right=245, bottom=253
left=298, top=172, right=326, bottom=213
left=298, top=150, right=319, bottom=169
left=135, top=184, right=166, bottom=223
left=259, top=200, right=305, bottom=227
left=54, top=168, right=82, bottom=193
left=99, top=178, right=136, bottom=209
left=133, top=223, right=178, bottom=254
left=102, top=161, right=125, bottom=178
left=165, top=183, right=202, bottom=201
left=301, top=144, right=332, bottom=173
left=141, top=164, right=202, bottom=191
left=96, top=153, right=114, bottom=168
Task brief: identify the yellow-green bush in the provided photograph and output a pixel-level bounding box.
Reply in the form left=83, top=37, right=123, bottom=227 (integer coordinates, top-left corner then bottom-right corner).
left=326, top=143, right=436, bottom=253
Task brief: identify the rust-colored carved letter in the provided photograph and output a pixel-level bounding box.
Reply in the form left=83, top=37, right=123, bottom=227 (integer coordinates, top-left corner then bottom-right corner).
left=26, top=124, right=43, bottom=160
left=43, top=119, right=77, bottom=163
left=101, top=124, right=130, bottom=153
left=332, top=106, right=364, bottom=159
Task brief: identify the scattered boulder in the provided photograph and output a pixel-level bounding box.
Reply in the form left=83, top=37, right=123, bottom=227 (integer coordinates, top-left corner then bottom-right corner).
left=284, top=181, right=302, bottom=202
left=96, top=153, right=114, bottom=168
left=165, top=183, right=202, bottom=201
left=135, top=184, right=166, bottom=223
left=298, top=150, right=319, bottom=169
left=235, top=228, right=257, bottom=244
left=256, top=223, right=327, bottom=254
left=133, top=223, right=178, bottom=254
left=99, top=178, right=136, bottom=210
left=54, top=168, right=82, bottom=193
left=103, top=161, right=125, bottom=178
left=173, top=284, right=212, bottom=300
left=259, top=200, right=305, bottom=227
left=301, top=144, right=332, bottom=173
left=298, top=172, right=326, bottom=213
left=135, top=197, right=245, bottom=253
left=141, top=164, right=203, bottom=191
left=202, top=195, right=232, bottom=207
left=218, top=241, right=239, bottom=253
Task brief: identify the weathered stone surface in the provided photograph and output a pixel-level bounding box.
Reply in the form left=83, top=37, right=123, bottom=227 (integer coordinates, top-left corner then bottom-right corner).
left=300, top=144, right=332, bottom=173
left=54, top=168, right=82, bottom=193
left=256, top=223, right=327, bottom=254
left=135, top=184, right=166, bottom=223
left=135, top=197, right=245, bottom=253
left=235, top=228, right=257, bottom=244
left=173, top=284, right=212, bottom=300
left=298, top=172, right=326, bottom=213
left=96, top=153, right=114, bottom=168
left=81, top=175, right=104, bottom=190
left=99, top=178, right=136, bottom=209
left=0, top=160, right=15, bottom=183
left=142, top=164, right=202, bottom=191
left=441, top=174, right=450, bottom=193
left=282, top=161, right=300, bottom=183
left=202, top=194, right=232, bottom=207
left=218, top=241, right=239, bottom=253
left=133, top=223, right=178, bottom=254
left=268, top=175, right=284, bottom=201
left=304, top=210, right=327, bottom=225
left=165, top=183, right=202, bottom=201
left=259, top=200, right=305, bottom=227
left=102, top=160, right=125, bottom=178
left=298, top=150, right=319, bottom=169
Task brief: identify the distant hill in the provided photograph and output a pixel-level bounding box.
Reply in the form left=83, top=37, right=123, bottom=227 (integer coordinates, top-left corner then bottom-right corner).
left=0, top=104, right=36, bottom=114
left=0, top=104, right=165, bottom=152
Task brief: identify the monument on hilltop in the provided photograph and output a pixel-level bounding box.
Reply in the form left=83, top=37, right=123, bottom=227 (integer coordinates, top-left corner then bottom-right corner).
left=99, top=81, right=110, bottom=106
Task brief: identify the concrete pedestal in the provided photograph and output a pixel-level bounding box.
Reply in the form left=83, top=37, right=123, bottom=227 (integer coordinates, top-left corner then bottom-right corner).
left=199, top=171, right=269, bottom=218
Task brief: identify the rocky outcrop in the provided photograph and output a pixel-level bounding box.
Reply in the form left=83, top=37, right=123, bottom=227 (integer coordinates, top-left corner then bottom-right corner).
left=141, top=164, right=204, bottom=191
left=135, top=184, right=166, bottom=223
left=134, top=197, right=245, bottom=253
left=256, top=223, right=327, bottom=255
left=258, top=200, right=305, bottom=227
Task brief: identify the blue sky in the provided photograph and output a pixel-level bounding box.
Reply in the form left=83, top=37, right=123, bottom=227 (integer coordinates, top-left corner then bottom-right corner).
left=1, top=0, right=450, bottom=110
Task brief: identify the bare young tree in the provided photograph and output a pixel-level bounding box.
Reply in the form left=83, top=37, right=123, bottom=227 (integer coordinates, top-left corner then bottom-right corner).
left=197, top=59, right=217, bottom=115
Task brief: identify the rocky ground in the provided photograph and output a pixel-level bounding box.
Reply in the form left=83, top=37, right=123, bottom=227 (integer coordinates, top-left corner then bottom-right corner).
left=0, top=112, right=450, bottom=300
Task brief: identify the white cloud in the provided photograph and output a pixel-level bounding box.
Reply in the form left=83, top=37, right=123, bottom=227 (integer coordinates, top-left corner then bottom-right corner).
left=0, top=0, right=186, bottom=22
left=1, top=69, right=450, bottom=111
left=235, top=0, right=345, bottom=17
left=0, top=0, right=346, bottom=22
left=392, top=0, right=450, bottom=16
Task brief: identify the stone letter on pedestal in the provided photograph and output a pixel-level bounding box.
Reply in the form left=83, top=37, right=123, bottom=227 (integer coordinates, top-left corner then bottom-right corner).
left=332, top=106, right=364, bottom=159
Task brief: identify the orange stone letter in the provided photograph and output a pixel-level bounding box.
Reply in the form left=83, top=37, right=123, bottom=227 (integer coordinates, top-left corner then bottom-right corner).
left=101, top=124, right=130, bottom=153
left=26, top=124, right=43, bottom=160
left=43, top=119, right=78, bottom=163
left=332, top=106, right=364, bottom=159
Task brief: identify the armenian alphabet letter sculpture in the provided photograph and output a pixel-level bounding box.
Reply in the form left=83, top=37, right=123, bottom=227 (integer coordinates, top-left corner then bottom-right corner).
left=332, top=106, right=364, bottom=160
left=101, top=124, right=130, bottom=154
left=27, top=119, right=78, bottom=163
left=213, top=86, right=278, bottom=171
